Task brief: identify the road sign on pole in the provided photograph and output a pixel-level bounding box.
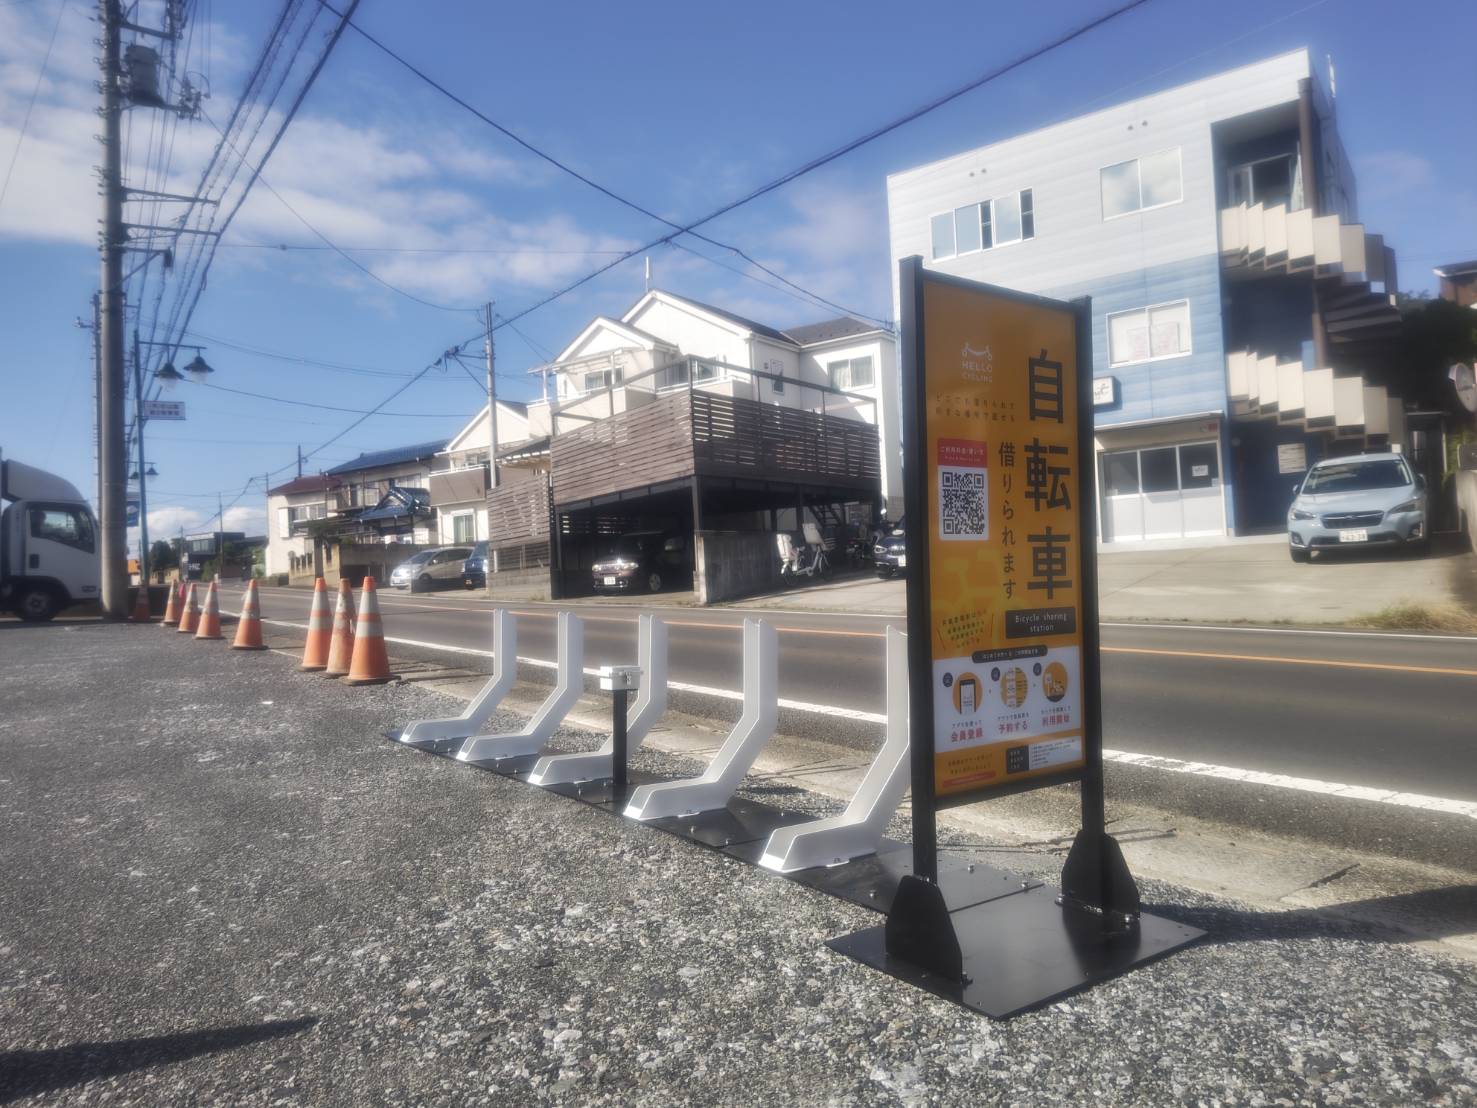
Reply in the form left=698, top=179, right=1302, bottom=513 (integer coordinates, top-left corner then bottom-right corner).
left=827, top=258, right=1202, bottom=1019
left=142, top=399, right=186, bottom=420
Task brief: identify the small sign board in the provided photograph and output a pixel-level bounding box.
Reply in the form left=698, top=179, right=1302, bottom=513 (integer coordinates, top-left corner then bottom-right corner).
left=142, top=399, right=185, bottom=420
left=126, top=497, right=139, bottom=527
left=1091, top=376, right=1117, bottom=407
left=1277, top=442, right=1307, bottom=475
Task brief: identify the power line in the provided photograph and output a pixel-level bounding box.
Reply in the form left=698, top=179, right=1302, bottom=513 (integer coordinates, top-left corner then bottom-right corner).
left=485, top=0, right=1157, bottom=335
left=314, top=0, right=888, bottom=329
left=184, top=327, right=523, bottom=382
left=0, top=0, right=68, bottom=212
left=216, top=241, right=632, bottom=255
left=183, top=377, right=473, bottom=416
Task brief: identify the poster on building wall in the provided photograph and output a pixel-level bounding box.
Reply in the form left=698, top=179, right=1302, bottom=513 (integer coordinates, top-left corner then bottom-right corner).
left=902, top=262, right=1096, bottom=804
left=1277, top=443, right=1308, bottom=475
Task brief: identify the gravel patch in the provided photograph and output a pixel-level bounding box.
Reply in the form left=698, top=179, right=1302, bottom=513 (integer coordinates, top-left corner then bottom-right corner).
left=0, top=623, right=1474, bottom=1106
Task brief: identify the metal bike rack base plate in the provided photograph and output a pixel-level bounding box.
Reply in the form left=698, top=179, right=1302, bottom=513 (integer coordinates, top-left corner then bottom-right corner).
left=541, top=770, right=669, bottom=812
left=643, top=797, right=813, bottom=851
left=459, top=752, right=544, bottom=778
left=383, top=728, right=467, bottom=759
left=827, top=885, right=1204, bottom=1020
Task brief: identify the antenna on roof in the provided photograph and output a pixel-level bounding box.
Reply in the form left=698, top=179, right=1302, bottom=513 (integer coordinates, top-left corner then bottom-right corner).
left=645, top=256, right=651, bottom=292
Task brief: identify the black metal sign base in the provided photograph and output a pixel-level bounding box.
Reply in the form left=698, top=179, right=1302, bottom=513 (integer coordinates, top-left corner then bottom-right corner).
left=460, top=751, right=544, bottom=778
left=380, top=728, right=466, bottom=760
left=643, top=797, right=812, bottom=851
left=828, top=874, right=1203, bottom=1019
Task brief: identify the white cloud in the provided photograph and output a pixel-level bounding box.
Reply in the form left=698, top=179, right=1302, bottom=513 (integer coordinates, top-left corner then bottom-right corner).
left=1356, top=151, right=1434, bottom=201
left=133, top=501, right=264, bottom=541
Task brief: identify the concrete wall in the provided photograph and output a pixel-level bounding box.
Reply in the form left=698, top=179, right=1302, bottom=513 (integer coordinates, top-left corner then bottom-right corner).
left=694, top=530, right=779, bottom=606
left=1457, top=470, right=1477, bottom=552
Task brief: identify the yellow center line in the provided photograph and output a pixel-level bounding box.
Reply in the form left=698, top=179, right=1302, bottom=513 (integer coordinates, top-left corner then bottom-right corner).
left=1104, top=645, right=1477, bottom=678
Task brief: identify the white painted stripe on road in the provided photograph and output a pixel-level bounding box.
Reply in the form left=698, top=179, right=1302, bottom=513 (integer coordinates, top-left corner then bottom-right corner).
left=1102, top=621, right=1477, bottom=644
left=1102, top=750, right=1477, bottom=820
left=259, top=617, right=1475, bottom=819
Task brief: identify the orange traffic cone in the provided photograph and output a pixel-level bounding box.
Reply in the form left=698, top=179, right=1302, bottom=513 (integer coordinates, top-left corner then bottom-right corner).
left=344, top=576, right=393, bottom=685
left=232, top=579, right=268, bottom=650
left=177, top=583, right=200, bottom=634
left=131, top=581, right=152, bottom=622
left=194, top=580, right=223, bottom=640
left=322, top=578, right=356, bottom=677
left=161, top=581, right=181, bottom=626
left=300, top=577, right=332, bottom=671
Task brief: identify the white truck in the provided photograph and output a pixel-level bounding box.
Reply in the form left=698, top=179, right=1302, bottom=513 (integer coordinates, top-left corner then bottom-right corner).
left=0, top=457, right=101, bottom=621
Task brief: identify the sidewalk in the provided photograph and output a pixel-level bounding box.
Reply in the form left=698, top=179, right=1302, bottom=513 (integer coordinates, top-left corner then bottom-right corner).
left=1, top=622, right=1474, bottom=1105
left=729, top=536, right=1476, bottom=624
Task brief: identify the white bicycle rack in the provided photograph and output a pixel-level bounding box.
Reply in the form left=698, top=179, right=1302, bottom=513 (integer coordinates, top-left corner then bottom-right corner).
left=527, top=615, right=668, bottom=786
left=457, top=612, right=584, bottom=765
left=758, top=626, right=910, bottom=873
left=396, top=609, right=517, bottom=749
left=623, top=619, right=777, bottom=821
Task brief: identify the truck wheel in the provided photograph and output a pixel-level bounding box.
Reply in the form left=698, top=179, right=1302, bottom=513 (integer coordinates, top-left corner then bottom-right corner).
left=15, top=585, right=60, bottom=622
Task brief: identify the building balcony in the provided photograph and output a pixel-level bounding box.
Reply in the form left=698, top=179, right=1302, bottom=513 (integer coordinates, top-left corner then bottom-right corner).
left=1226, top=350, right=1404, bottom=444
left=428, top=463, right=489, bottom=508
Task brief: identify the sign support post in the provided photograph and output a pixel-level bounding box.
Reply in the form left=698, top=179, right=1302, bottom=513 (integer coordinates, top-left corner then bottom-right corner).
left=829, top=258, right=1201, bottom=1018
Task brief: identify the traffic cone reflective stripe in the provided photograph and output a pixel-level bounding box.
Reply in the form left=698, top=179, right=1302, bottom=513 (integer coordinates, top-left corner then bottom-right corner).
left=232, top=579, right=268, bottom=651
left=177, top=583, right=200, bottom=634
left=161, top=581, right=181, bottom=626
left=322, top=578, right=356, bottom=677
left=300, top=577, right=332, bottom=670
left=344, top=576, right=393, bottom=685
left=194, top=580, right=223, bottom=640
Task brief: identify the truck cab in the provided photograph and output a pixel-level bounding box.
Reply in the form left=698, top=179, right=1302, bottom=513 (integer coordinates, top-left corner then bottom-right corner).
left=0, top=458, right=101, bottom=621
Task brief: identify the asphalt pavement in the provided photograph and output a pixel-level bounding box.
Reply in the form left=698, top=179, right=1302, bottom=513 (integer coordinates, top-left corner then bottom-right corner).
left=2, top=622, right=1475, bottom=1106
left=221, top=584, right=1477, bottom=806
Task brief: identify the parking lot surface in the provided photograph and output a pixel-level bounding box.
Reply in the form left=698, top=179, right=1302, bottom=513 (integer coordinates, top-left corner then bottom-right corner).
left=1, top=622, right=1474, bottom=1106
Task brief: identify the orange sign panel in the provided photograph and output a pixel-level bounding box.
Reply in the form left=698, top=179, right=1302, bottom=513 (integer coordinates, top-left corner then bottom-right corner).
left=920, top=279, right=1086, bottom=798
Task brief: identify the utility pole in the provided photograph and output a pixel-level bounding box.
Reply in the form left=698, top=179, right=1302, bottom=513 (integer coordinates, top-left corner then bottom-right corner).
left=483, top=302, right=500, bottom=577
left=133, top=329, right=151, bottom=590
left=97, top=0, right=128, bottom=619
left=296, top=444, right=303, bottom=478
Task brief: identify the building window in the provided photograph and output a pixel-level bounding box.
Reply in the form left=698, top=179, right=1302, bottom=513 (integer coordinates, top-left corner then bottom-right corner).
left=1227, top=154, right=1298, bottom=209
left=452, top=513, right=475, bottom=544
left=582, top=367, right=623, bottom=392
left=828, top=356, right=875, bottom=390
left=1107, top=300, right=1191, bottom=366
left=930, top=189, right=1036, bottom=260
left=1101, top=148, right=1182, bottom=219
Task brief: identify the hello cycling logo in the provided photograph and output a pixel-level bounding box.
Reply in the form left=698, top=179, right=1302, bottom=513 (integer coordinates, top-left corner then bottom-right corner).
left=961, top=342, right=993, bottom=384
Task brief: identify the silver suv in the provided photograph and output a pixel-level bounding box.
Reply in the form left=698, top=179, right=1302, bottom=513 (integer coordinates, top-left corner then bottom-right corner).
left=1287, top=452, right=1428, bottom=563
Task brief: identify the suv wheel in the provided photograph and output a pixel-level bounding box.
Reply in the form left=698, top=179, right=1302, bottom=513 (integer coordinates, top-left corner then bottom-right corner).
left=1289, top=545, right=1310, bottom=564
left=646, top=571, right=663, bottom=593
left=15, top=585, right=61, bottom=622
left=413, top=573, right=432, bottom=593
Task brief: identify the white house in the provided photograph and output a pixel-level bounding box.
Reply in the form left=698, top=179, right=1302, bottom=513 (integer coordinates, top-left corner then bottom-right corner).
left=428, top=400, right=533, bottom=545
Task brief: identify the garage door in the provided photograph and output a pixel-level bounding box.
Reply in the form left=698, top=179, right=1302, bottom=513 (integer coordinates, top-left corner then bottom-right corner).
left=1101, top=441, right=1223, bottom=542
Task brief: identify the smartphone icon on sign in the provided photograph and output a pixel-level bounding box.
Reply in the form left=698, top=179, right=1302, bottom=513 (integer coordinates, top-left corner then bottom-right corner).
left=958, top=675, right=978, bottom=715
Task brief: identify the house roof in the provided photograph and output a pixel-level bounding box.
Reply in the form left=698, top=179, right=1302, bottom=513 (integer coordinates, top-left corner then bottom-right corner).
left=783, top=317, right=885, bottom=346
left=644, top=290, right=795, bottom=345
left=1434, top=260, right=1477, bottom=279
left=356, top=485, right=432, bottom=523
left=325, top=439, right=448, bottom=476
left=267, top=473, right=342, bottom=497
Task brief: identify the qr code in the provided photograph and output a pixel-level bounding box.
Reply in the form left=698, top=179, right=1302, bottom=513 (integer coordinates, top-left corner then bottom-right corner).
left=939, top=466, right=988, bottom=541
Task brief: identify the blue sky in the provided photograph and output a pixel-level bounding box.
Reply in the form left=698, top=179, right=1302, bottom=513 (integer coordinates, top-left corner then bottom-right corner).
left=1, top=0, right=1474, bottom=542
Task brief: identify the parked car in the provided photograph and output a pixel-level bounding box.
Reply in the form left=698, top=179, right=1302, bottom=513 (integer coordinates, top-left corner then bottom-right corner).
left=1287, top=452, right=1428, bottom=563
left=591, top=531, right=687, bottom=594
left=462, top=541, right=488, bottom=589
left=389, top=547, right=473, bottom=592
left=874, top=517, right=908, bottom=578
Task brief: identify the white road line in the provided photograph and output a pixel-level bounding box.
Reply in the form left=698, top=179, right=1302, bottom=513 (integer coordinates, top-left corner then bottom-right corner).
left=1102, top=621, right=1477, bottom=644
left=259, top=616, right=1477, bottom=820
left=1102, top=750, right=1477, bottom=821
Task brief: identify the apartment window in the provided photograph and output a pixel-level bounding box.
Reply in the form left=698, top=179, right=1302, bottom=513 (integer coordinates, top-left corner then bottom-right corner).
left=1227, top=154, right=1297, bottom=208
left=828, top=356, right=874, bottom=390
left=930, top=189, right=1036, bottom=260
left=452, top=513, right=475, bottom=544
left=1107, top=300, right=1191, bottom=366
left=287, top=503, right=326, bottom=528
left=1101, top=148, right=1182, bottom=219
left=582, top=367, right=623, bottom=392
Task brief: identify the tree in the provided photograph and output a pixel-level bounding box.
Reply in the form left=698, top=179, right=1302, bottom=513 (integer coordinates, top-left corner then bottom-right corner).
left=1395, top=295, right=1477, bottom=411
left=149, top=539, right=177, bottom=569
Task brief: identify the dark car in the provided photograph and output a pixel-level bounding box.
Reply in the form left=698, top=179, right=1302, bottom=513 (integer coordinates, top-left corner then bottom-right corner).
left=873, top=517, right=907, bottom=578
left=591, top=531, right=688, bottom=594
left=462, top=541, right=488, bottom=588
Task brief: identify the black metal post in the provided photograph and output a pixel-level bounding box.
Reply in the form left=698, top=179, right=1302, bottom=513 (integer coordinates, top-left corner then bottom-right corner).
left=611, top=687, right=629, bottom=790
left=1071, top=298, right=1106, bottom=839
left=899, top=257, right=938, bottom=885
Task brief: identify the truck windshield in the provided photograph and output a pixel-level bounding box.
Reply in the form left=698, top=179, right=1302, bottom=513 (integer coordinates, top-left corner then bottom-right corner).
left=1302, top=459, right=1410, bottom=494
